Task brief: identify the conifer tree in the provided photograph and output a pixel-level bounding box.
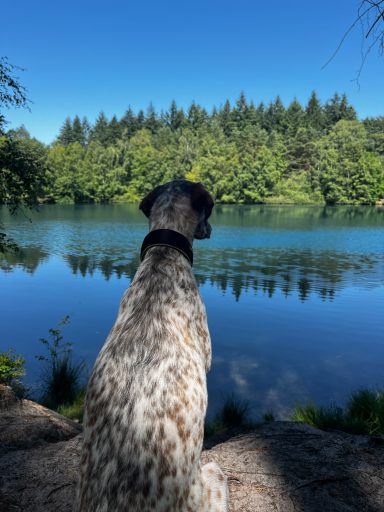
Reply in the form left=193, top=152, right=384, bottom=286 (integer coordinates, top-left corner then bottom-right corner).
left=232, top=91, right=249, bottom=131
left=264, top=96, right=286, bottom=133
left=136, top=110, right=145, bottom=131
left=218, top=100, right=233, bottom=136
left=305, top=91, right=324, bottom=131
left=90, top=112, right=109, bottom=146
left=108, top=115, right=122, bottom=145
left=82, top=117, right=90, bottom=144
left=285, top=99, right=304, bottom=137
left=57, top=117, right=74, bottom=146
left=187, top=101, right=208, bottom=132
left=256, top=102, right=266, bottom=129
left=72, top=115, right=86, bottom=145
left=145, top=103, right=160, bottom=134
left=339, top=94, right=357, bottom=121
left=120, top=107, right=137, bottom=138
left=246, top=101, right=258, bottom=126
left=324, top=93, right=342, bottom=127
left=165, top=100, right=185, bottom=131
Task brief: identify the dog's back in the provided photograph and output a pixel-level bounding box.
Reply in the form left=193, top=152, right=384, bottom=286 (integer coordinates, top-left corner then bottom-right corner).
left=75, top=181, right=228, bottom=511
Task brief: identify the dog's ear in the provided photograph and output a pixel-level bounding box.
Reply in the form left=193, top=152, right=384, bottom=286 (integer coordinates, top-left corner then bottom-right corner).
left=139, top=185, right=164, bottom=218
left=191, top=183, right=214, bottom=219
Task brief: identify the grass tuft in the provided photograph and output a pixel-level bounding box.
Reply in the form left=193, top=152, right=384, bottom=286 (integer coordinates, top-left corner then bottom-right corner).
left=292, top=388, right=384, bottom=435
left=345, top=388, right=384, bottom=435
left=292, top=403, right=344, bottom=431
left=263, top=411, right=275, bottom=422
left=57, top=388, right=86, bottom=422
left=36, top=316, right=86, bottom=410
left=205, top=395, right=254, bottom=437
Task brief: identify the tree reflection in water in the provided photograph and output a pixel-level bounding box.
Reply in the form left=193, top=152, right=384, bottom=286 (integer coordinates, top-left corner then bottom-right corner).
left=2, top=245, right=382, bottom=302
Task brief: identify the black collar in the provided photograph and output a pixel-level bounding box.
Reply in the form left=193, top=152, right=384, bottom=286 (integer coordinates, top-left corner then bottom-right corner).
left=140, top=229, right=193, bottom=266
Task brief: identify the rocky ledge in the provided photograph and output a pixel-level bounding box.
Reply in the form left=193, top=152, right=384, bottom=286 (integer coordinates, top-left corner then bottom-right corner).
left=0, top=387, right=383, bottom=512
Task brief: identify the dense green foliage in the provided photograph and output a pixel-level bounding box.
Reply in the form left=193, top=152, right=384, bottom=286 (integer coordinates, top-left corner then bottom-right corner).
left=0, top=349, right=25, bottom=384
left=43, top=92, right=384, bottom=205
left=292, top=388, right=384, bottom=435
left=1, top=92, right=384, bottom=207
left=1, top=57, right=44, bottom=250
left=0, top=128, right=47, bottom=209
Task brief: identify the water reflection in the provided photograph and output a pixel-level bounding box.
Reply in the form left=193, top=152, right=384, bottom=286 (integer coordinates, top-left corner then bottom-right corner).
left=2, top=246, right=382, bottom=301
left=214, top=204, right=384, bottom=228
left=1, top=205, right=383, bottom=417
left=0, top=246, right=49, bottom=274
left=2, top=203, right=383, bottom=226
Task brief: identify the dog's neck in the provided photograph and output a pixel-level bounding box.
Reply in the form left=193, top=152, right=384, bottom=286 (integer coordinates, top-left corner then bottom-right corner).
left=148, top=200, right=199, bottom=245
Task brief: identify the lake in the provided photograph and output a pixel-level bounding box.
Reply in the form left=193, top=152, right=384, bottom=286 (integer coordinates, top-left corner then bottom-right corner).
left=1, top=204, right=383, bottom=419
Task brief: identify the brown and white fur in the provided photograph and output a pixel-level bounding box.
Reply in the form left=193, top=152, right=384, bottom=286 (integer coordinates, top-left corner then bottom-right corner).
left=75, top=180, right=228, bottom=511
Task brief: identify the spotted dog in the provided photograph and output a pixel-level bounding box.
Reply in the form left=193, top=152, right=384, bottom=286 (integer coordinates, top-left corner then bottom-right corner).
left=75, top=179, right=228, bottom=511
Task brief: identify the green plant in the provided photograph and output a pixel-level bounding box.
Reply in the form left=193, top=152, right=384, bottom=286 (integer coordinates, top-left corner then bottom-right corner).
left=0, top=349, right=27, bottom=398
left=263, top=411, right=275, bottom=422
left=36, top=316, right=85, bottom=410
left=292, top=388, right=384, bottom=435
left=205, top=395, right=254, bottom=437
left=292, top=402, right=344, bottom=431
left=0, top=349, right=25, bottom=384
left=345, top=388, right=384, bottom=435
left=57, top=388, right=86, bottom=422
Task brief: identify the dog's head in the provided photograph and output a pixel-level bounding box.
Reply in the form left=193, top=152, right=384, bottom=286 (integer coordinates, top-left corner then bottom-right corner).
left=139, top=180, right=214, bottom=240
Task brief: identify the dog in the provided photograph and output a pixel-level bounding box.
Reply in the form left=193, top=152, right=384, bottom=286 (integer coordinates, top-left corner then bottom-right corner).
left=75, top=179, right=228, bottom=511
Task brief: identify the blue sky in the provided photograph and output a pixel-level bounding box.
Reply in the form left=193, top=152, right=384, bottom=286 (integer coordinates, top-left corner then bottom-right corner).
left=2, top=0, right=384, bottom=143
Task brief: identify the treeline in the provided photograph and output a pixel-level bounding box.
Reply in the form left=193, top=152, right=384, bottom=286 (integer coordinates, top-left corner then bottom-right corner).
left=2, top=92, right=384, bottom=205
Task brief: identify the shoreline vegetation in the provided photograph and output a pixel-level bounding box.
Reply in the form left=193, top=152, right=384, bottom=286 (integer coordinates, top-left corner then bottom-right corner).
left=1, top=322, right=384, bottom=438
left=1, top=91, right=384, bottom=209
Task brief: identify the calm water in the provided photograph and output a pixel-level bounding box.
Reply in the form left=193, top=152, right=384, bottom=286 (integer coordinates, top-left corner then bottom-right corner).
left=1, top=204, right=383, bottom=418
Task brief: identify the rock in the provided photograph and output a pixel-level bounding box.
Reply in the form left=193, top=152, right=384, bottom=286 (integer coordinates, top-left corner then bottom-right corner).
left=0, top=386, right=82, bottom=455
left=0, top=384, right=16, bottom=411
left=202, top=421, right=384, bottom=512
left=1, top=392, right=384, bottom=512
left=0, top=435, right=82, bottom=512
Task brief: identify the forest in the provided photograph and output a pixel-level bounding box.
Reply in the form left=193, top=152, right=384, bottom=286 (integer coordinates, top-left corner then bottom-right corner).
left=1, top=91, right=384, bottom=206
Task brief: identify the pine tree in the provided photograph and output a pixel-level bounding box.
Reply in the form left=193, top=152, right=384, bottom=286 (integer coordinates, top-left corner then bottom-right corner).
left=108, top=115, right=122, bottom=145
left=305, top=91, right=324, bottom=131
left=90, top=112, right=110, bottom=146
left=57, top=117, right=74, bottom=146
left=247, top=101, right=258, bottom=126
left=144, top=103, right=160, bottom=134
left=256, top=102, right=266, bottom=129
left=264, top=96, right=286, bottom=133
left=285, top=99, right=304, bottom=137
left=165, top=100, right=185, bottom=131
left=72, top=115, right=86, bottom=145
left=120, top=107, right=137, bottom=138
left=324, top=93, right=342, bottom=127
left=187, top=101, right=208, bottom=132
left=232, top=91, right=248, bottom=130
left=218, top=100, right=233, bottom=137
left=339, top=94, right=357, bottom=121
left=82, top=117, right=90, bottom=144
left=136, top=110, right=145, bottom=131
